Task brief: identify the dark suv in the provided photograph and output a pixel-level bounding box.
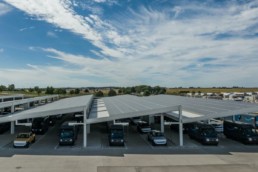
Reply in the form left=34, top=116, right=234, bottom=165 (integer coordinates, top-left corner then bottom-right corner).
left=224, top=120, right=258, bottom=144
left=188, top=123, right=219, bottom=145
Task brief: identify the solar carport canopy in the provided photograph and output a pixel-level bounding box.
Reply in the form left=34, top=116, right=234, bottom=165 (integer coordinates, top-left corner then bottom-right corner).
left=0, top=95, right=93, bottom=123
left=144, top=95, right=258, bottom=123
left=88, top=95, right=258, bottom=124
left=87, top=95, right=179, bottom=124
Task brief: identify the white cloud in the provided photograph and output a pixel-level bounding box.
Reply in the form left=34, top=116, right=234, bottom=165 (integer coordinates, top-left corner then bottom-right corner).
left=0, top=48, right=4, bottom=53
left=47, top=31, right=57, bottom=38
left=0, top=3, right=12, bottom=16
left=2, top=0, right=258, bottom=87
left=19, top=26, right=35, bottom=32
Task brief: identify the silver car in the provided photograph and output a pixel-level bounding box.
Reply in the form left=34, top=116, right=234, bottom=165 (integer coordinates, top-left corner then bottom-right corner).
left=147, top=130, right=167, bottom=146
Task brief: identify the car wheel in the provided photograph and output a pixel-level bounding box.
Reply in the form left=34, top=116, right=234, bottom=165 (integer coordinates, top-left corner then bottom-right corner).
left=152, top=141, right=156, bottom=146
left=25, top=142, right=30, bottom=148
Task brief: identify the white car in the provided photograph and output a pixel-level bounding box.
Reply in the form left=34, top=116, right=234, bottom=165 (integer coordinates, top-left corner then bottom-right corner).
left=147, top=130, right=167, bottom=146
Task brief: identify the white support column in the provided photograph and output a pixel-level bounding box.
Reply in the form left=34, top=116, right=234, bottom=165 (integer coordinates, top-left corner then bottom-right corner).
left=11, top=121, right=15, bottom=134
left=160, top=114, right=164, bottom=133
left=149, top=115, right=154, bottom=125
left=87, top=124, right=90, bottom=134
left=232, top=115, right=236, bottom=122
left=179, top=105, right=183, bottom=147
left=11, top=104, right=15, bottom=134
left=83, top=107, right=87, bottom=148
left=11, top=105, right=15, bottom=114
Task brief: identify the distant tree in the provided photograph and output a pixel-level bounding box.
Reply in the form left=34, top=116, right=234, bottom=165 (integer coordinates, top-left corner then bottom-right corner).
left=0, top=85, right=7, bottom=92
left=118, top=89, right=122, bottom=94
left=75, top=88, right=80, bottom=94
left=28, top=88, right=34, bottom=92
left=34, top=86, right=41, bottom=95
left=70, top=90, right=75, bottom=94
left=123, top=87, right=131, bottom=94
left=108, top=89, right=117, bottom=96
left=159, top=88, right=166, bottom=94
left=84, top=89, right=89, bottom=93
left=8, top=84, right=15, bottom=91
left=131, top=87, right=136, bottom=93
left=95, top=90, right=104, bottom=97
left=143, top=90, right=150, bottom=96
left=153, top=86, right=161, bottom=94
left=55, top=88, right=66, bottom=95
left=45, top=86, right=55, bottom=94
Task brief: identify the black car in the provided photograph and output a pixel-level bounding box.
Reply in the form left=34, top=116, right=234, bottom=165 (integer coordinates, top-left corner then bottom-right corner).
left=170, top=122, right=191, bottom=134
left=224, top=120, right=258, bottom=144
left=188, top=123, right=219, bottom=145
left=108, top=124, right=124, bottom=146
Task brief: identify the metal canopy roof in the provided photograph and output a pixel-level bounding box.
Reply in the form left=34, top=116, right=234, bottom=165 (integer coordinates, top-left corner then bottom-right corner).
left=87, top=95, right=179, bottom=124
left=0, top=94, right=24, bottom=100
left=1, top=94, right=258, bottom=125
left=87, top=95, right=258, bottom=124
left=0, top=95, right=93, bottom=123
left=0, top=95, right=59, bottom=109
left=144, top=95, right=258, bottom=123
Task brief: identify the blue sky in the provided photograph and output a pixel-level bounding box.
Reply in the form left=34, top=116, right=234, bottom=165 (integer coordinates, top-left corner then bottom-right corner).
left=0, top=0, right=258, bottom=88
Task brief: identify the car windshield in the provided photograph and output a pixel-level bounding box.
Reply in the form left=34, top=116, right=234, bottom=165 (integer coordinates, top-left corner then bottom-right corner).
left=154, top=132, right=164, bottom=137
left=60, top=130, right=74, bottom=138
left=202, top=129, right=217, bottom=137
left=111, top=131, right=123, bottom=139
left=140, top=123, right=150, bottom=127
left=17, top=134, right=29, bottom=138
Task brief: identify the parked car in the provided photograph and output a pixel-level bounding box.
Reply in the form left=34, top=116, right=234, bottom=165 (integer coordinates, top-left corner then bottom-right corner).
left=188, top=123, right=219, bottom=145
left=137, top=121, right=152, bottom=133
left=0, top=122, right=10, bottom=134
left=224, top=120, right=258, bottom=144
left=48, top=115, right=57, bottom=126
left=209, top=119, right=224, bottom=133
left=13, top=132, right=36, bottom=148
left=108, top=124, right=124, bottom=146
left=170, top=122, right=192, bottom=134
left=59, top=121, right=79, bottom=146
left=31, top=117, right=49, bottom=134
left=147, top=130, right=167, bottom=146
left=131, top=117, right=141, bottom=125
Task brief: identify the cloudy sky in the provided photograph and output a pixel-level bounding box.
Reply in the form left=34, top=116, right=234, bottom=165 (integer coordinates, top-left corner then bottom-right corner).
left=0, top=0, right=258, bottom=88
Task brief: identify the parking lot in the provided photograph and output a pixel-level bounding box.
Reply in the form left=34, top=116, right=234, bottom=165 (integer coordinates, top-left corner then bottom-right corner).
left=0, top=114, right=258, bottom=157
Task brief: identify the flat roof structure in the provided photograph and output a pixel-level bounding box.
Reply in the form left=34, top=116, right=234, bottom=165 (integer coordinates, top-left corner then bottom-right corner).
left=87, top=95, right=178, bottom=124
left=0, top=94, right=24, bottom=102
left=0, top=95, right=59, bottom=109
left=0, top=95, right=93, bottom=123
left=144, top=95, right=258, bottom=123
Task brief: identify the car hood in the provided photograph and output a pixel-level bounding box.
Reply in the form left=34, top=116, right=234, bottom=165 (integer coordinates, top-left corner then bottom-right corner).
left=14, top=138, right=29, bottom=142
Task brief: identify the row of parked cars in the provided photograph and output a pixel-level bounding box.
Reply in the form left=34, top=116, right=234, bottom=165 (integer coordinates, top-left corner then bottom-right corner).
left=108, top=118, right=168, bottom=146
left=170, top=120, right=258, bottom=145
left=13, top=115, right=63, bottom=148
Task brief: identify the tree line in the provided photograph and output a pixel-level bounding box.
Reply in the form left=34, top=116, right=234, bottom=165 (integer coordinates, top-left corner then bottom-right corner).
left=0, top=84, right=166, bottom=97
